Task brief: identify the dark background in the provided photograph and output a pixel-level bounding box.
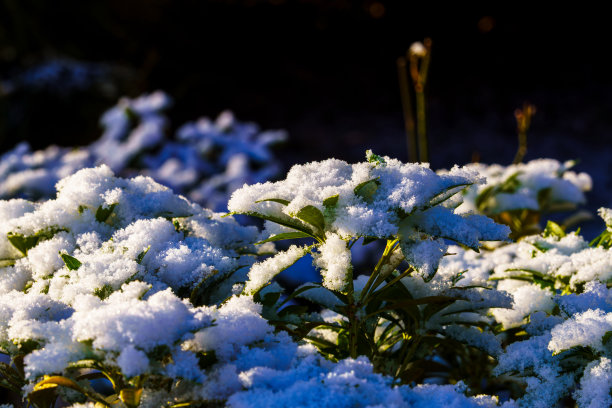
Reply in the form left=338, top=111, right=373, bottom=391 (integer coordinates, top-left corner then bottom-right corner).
left=1, top=1, right=611, bottom=212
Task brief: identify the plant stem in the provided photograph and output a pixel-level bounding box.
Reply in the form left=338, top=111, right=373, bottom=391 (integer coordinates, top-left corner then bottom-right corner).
left=415, top=89, right=428, bottom=163
left=512, top=103, right=536, bottom=164
left=411, top=38, right=431, bottom=163
left=346, top=279, right=359, bottom=359
left=360, top=239, right=398, bottom=303
left=397, top=57, right=417, bottom=162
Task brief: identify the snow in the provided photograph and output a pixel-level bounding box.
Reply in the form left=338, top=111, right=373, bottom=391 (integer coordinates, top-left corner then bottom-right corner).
left=312, top=233, right=352, bottom=291
left=1, top=127, right=610, bottom=408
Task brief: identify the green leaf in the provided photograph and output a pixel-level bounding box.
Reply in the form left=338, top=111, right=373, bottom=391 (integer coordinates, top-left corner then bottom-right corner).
left=278, top=304, right=309, bottom=317
left=323, top=194, right=339, bottom=208
left=366, top=149, right=386, bottom=166
left=426, top=182, right=472, bottom=209
left=279, top=284, right=320, bottom=307
left=289, top=321, right=332, bottom=341
left=60, top=253, right=82, bottom=270
left=246, top=246, right=314, bottom=295
left=498, top=171, right=522, bottom=194
left=146, top=344, right=171, bottom=362
left=93, top=284, right=114, bottom=300
left=227, top=211, right=316, bottom=237
left=295, top=205, right=326, bottom=231
left=543, top=220, right=566, bottom=239
left=475, top=185, right=495, bottom=211
left=422, top=299, right=457, bottom=321
left=530, top=241, right=550, bottom=253
left=362, top=236, right=378, bottom=245
left=7, top=227, right=67, bottom=256
left=255, top=232, right=312, bottom=245
left=0, top=259, right=16, bottom=268
left=197, top=350, right=217, bottom=370
left=354, top=178, right=380, bottom=203
left=95, top=203, right=117, bottom=223
left=136, top=246, right=151, bottom=264
left=31, top=375, right=109, bottom=406
left=327, top=289, right=349, bottom=304
left=7, top=233, right=41, bottom=256
left=590, top=230, right=612, bottom=249
left=537, top=187, right=552, bottom=207
left=254, top=291, right=281, bottom=307
left=451, top=270, right=467, bottom=286
left=190, top=267, right=246, bottom=306
left=255, top=198, right=290, bottom=206
left=602, top=330, right=612, bottom=345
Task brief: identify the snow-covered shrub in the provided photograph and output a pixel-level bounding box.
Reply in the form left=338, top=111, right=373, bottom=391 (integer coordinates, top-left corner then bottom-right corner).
left=0, top=92, right=286, bottom=211
left=228, top=150, right=512, bottom=385
left=491, top=279, right=612, bottom=407
left=0, top=58, right=111, bottom=96
left=0, top=143, right=94, bottom=200
left=435, top=209, right=612, bottom=406
left=0, top=165, right=511, bottom=408
left=0, top=166, right=261, bottom=406
left=450, top=159, right=591, bottom=239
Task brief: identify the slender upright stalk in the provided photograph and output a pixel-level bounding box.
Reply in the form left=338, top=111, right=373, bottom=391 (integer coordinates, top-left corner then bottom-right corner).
left=399, top=38, right=432, bottom=163
left=409, top=38, right=432, bottom=163
left=512, top=102, right=536, bottom=164
left=397, top=57, right=417, bottom=162
left=345, top=279, right=359, bottom=359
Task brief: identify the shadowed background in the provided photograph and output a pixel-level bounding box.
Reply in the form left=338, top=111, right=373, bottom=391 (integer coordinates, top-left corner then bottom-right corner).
left=1, top=1, right=611, bottom=211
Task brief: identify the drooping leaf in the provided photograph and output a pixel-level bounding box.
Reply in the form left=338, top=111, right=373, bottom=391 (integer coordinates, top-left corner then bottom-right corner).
left=255, top=232, right=312, bottom=245
left=425, top=182, right=472, bottom=209
left=246, top=246, right=313, bottom=295
left=95, top=203, right=117, bottom=223
left=278, top=284, right=320, bottom=307
left=60, top=253, right=82, bottom=271
left=226, top=211, right=316, bottom=237
left=32, top=375, right=108, bottom=405
left=255, top=198, right=291, bottom=206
